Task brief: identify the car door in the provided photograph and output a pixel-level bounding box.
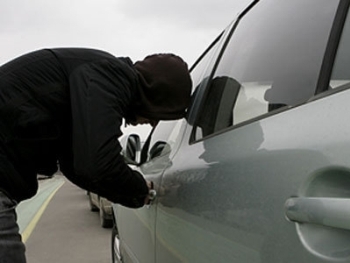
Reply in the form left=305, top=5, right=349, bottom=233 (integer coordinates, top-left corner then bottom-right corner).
left=115, top=120, right=182, bottom=263
left=155, top=0, right=350, bottom=262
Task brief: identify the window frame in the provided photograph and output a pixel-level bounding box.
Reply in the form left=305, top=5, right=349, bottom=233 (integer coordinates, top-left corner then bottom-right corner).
left=187, top=29, right=230, bottom=127
left=315, top=0, right=350, bottom=94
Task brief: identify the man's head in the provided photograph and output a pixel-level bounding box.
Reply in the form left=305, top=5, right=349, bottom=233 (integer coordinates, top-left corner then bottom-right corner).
left=133, top=54, right=192, bottom=123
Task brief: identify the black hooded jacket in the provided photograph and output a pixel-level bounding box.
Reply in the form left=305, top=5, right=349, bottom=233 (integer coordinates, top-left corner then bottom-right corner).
left=0, top=48, right=148, bottom=207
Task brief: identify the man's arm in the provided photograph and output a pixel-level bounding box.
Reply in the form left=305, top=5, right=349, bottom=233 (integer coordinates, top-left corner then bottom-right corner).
left=67, top=58, right=148, bottom=207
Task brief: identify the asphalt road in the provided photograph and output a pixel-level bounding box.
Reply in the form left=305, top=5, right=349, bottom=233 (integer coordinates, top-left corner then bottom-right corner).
left=19, top=175, right=113, bottom=263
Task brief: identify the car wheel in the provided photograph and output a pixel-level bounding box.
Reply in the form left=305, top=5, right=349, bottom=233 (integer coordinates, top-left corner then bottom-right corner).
left=88, top=192, right=99, bottom=212
left=111, top=223, right=122, bottom=263
left=100, top=199, right=113, bottom=228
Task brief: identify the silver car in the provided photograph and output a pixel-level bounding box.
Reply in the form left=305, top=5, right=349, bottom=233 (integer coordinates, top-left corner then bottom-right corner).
left=88, top=191, right=113, bottom=228
left=112, top=0, right=350, bottom=262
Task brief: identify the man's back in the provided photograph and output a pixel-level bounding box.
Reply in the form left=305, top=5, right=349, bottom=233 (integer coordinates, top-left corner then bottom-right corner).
left=0, top=48, right=125, bottom=202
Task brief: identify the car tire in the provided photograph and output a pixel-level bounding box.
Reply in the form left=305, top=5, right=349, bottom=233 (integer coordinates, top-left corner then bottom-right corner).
left=111, top=223, right=122, bottom=263
left=100, top=199, right=113, bottom=228
left=88, top=192, right=99, bottom=212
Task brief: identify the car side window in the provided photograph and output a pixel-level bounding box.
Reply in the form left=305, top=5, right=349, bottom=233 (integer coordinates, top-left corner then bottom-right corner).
left=194, top=0, right=339, bottom=140
left=187, top=24, right=233, bottom=131
left=190, top=32, right=225, bottom=91
left=330, top=8, right=350, bottom=89
left=145, top=120, right=179, bottom=162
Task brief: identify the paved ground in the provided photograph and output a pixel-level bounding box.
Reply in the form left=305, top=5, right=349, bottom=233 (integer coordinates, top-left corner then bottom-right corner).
left=24, top=176, right=112, bottom=263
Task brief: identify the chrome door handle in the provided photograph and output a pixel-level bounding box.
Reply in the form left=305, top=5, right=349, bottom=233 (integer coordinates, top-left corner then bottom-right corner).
left=145, top=189, right=157, bottom=208
left=148, top=189, right=157, bottom=201
left=285, top=197, right=350, bottom=230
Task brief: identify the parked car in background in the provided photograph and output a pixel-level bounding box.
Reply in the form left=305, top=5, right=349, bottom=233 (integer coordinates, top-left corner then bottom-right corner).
left=87, top=134, right=142, bottom=229
left=112, top=0, right=350, bottom=262
left=88, top=192, right=113, bottom=228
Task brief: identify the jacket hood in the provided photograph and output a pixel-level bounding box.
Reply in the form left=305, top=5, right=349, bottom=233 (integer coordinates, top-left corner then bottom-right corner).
left=134, top=54, right=192, bottom=120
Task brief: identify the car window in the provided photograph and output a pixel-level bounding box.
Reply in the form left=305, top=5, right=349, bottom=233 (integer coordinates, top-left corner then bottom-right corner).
left=194, top=0, right=339, bottom=140
left=190, top=33, right=225, bottom=92
left=187, top=23, right=234, bottom=130
left=330, top=8, right=350, bottom=89
left=145, top=120, right=179, bottom=161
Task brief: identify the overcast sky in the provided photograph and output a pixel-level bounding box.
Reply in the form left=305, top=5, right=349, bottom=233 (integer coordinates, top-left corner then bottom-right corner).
left=0, top=0, right=251, bottom=67
left=0, top=0, right=251, bottom=137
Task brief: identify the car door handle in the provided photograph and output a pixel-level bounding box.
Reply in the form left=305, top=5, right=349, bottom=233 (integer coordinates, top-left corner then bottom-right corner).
left=149, top=189, right=157, bottom=201
left=285, top=197, right=350, bottom=231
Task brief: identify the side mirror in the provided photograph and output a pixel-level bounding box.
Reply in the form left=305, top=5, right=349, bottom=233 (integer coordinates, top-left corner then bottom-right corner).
left=122, top=134, right=141, bottom=165
left=149, top=141, right=171, bottom=160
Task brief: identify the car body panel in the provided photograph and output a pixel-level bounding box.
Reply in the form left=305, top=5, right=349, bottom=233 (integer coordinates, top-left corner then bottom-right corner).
left=115, top=165, right=158, bottom=263
left=115, top=120, right=185, bottom=263
left=155, top=89, right=350, bottom=262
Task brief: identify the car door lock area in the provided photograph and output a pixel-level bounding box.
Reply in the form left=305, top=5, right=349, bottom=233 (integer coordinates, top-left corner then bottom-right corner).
left=285, top=166, right=350, bottom=261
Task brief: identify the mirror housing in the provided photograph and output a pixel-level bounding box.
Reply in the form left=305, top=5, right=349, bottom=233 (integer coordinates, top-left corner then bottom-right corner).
left=149, top=141, right=166, bottom=160
left=149, top=141, right=172, bottom=160
left=122, top=134, right=141, bottom=165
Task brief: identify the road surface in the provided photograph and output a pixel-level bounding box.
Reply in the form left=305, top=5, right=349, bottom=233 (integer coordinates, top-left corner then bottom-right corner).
left=16, top=174, right=113, bottom=263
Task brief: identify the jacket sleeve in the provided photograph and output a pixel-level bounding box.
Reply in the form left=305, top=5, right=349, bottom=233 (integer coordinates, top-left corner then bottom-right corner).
left=67, top=59, right=148, bottom=208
